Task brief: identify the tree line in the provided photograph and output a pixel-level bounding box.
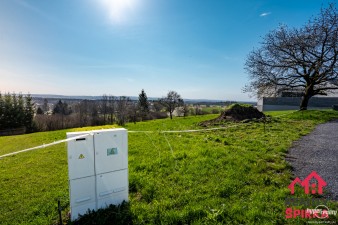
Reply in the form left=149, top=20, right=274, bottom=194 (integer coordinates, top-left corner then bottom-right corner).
left=34, top=90, right=190, bottom=132
left=0, top=89, right=223, bottom=134
left=34, top=95, right=151, bottom=131
left=0, top=93, right=35, bottom=133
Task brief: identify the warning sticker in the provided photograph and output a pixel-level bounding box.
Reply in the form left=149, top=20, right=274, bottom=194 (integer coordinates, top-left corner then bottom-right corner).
left=78, top=154, right=85, bottom=159
left=107, top=148, right=118, bottom=156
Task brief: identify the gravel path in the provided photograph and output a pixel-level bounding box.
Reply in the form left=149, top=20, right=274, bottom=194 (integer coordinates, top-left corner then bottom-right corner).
left=286, top=120, right=338, bottom=201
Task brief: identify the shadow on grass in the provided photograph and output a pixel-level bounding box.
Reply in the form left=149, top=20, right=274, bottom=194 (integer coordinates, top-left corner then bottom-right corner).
left=68, top=201, right=133, bottom=225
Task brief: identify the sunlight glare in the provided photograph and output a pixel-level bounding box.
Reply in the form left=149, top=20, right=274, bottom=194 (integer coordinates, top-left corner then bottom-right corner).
left=99, top=0, right=137, bottom=24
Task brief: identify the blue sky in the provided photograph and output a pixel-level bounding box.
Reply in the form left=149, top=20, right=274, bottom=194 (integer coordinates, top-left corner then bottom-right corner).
left=0, top=0, right=333, bottom=101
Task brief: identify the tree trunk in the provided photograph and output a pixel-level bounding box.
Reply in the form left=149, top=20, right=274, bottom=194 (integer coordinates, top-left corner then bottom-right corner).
left=300, top=91, right=315, bottom=110
left=300, top=96, right=309, bottom=110
left=61, top=114, right=64, bottom=129
left=300, top=84, right=314, bottom=110
left=110, top=113, right=114, bottom=124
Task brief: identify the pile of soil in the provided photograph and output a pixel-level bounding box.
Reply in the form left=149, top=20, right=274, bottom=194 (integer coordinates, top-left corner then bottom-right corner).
left=200, top=104, right=265, bottom=126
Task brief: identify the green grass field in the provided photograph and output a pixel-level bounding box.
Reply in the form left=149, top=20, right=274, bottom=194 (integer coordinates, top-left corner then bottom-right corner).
left=1, top=111, right=338, bottom=225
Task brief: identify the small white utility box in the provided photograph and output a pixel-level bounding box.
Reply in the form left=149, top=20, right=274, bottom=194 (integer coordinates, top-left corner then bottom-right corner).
left=67, top=128, right=128, bottom=221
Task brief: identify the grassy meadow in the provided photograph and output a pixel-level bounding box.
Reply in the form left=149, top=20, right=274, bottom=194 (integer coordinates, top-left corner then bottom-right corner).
left=1, top=110, right=338, bottom=224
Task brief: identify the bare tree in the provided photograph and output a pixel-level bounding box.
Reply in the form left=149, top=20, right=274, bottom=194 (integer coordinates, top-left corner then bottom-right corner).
left=244, top=3, right=338, bottom=110
left=182, top=104, right=189, bottom=117
left=195, top=104, right=202, bottom=115
left=116, top=96, right=130, bottom=126
left=108, top=95, right=116, bottom=124
left=76, top=100, right=89, bottom=127
left=90, top=101, right=100, bottom=126
left=101, top=94, right=109, bottom=124
left=129, top=101, right=139, bottom=124
left=159, top=91, right=184, bottom=119
left=153, top=101, right=164, bottom=112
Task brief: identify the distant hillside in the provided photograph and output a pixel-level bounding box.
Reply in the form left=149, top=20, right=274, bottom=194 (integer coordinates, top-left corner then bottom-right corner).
left=31, top=94, right=256, bottom=105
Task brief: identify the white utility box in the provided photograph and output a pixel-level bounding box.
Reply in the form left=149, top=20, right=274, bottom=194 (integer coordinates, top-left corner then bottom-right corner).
left=67, top=128, right=128, bottom=221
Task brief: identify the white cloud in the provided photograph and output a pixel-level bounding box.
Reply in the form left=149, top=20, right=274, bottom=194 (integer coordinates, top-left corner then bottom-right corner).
left=260, top=12, right=271, bottom=17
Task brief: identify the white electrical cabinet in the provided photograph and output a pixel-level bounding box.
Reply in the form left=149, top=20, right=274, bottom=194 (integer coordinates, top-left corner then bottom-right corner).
left=67, top=128, right=128, bottom=221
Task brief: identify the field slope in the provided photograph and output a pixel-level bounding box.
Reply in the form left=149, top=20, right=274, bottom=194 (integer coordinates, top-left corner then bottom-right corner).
left=0, top=111, right=338, bottom=225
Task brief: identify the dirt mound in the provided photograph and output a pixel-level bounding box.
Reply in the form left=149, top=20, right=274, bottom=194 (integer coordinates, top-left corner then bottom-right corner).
left=200, top=104, right=265, bottom=126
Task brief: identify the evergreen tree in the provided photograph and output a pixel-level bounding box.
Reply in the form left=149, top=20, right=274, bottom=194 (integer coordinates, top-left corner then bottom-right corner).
left=12, top=93, right=19, bottom=127
left=42, top=98, right=48, bottom=112
left=17, top=94, right=25, bottom=127
left=0, top=93, right=3, bottom=129
left=3, top=93, right=13, bottom=129
left=53, top=100, right=63, bottom=114
left=0, top=93, right=35, bottom=132
left=24, top=94, right=35, bottom=132
left=138, top=89, right=149, bottom=120
left=53, top=100, right=72, bottom=129
left=53, top=100, right=71, bottom=115
left=36, top=107, right=44, bottom=115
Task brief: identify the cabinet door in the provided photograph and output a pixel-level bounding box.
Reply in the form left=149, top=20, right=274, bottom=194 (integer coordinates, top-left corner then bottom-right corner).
left=69, top=176, right=96, bottom=221
left=67, top=132, right=95, bottom=179
left=96, top=170, right=129, bottom=209
left=94, top=129, right=128, bottom=174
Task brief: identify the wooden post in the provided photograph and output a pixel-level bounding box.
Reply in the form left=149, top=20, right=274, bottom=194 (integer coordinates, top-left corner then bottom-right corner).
left=58, top=200, right=63, bottom=225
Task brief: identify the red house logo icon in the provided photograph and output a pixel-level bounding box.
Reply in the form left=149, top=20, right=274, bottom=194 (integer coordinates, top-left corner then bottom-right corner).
left=288, top=171, right=327, bottom=195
